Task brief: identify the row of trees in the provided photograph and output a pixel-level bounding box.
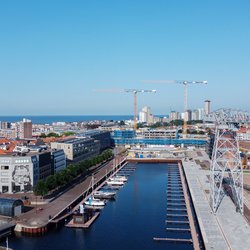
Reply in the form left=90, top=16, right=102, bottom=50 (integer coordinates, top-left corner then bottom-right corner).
left=34, top=149, right=113, bottom=197
left=40, top=131, right=76, bottom=138
left=137, top=120, right=204, bottom=129
left=177, top=129, right=205, bottom=135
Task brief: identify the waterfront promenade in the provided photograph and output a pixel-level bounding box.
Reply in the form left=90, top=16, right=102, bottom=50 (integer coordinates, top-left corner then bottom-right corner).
left=15, top=156, right=126, bottom=233
left=183, top=150, right=250, bottom=250
left=128, top=149, right=250, bottom=249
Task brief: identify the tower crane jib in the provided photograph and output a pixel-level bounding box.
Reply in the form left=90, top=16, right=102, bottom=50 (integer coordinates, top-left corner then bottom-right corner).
left=142, top=79, right=207, bottom=138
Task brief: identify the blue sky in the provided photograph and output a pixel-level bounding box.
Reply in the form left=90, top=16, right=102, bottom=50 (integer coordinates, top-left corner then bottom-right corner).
left=0, top=0, right=249, bottom=115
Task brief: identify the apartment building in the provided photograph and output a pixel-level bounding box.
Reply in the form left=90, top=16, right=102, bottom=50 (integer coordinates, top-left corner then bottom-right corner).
left=51, top=137, right=100, bottom=162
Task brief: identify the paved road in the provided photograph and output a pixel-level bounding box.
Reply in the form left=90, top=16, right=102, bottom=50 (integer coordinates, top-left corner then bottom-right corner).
left=16, top=156, right=126, bottom=229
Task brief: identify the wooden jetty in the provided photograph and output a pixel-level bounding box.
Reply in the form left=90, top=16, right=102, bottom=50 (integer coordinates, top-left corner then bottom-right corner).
left=167, top=203, right=186, bottom=207
left=167, top=198, right=185, bottom=202
left=165, top=220, right=189, bottom=224
left=65, top=212, right=100, bottom=229
left=153, top=237, right=193, bottom=244
left=166, top=227, right=191, bottom=232
left=166, top=214, right=188, bottom=218
left=166, top=208, right=187, bottom=212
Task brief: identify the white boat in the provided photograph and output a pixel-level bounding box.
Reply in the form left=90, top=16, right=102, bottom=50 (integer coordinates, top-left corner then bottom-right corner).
left=106, top=179, right=124, bottom=186
left=93, top=190, right=116, bottom=199
left=112, top=175, right=128, bottom=182
left=84, top=196, right=105, bottom=207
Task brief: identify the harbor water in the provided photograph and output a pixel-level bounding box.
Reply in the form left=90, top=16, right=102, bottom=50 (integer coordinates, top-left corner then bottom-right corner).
left=3, top=163, right=194, bottom=250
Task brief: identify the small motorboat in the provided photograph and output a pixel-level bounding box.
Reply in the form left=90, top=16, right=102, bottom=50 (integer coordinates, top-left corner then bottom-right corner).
left=93, top=190, right=116, bottom=199
left=84, top=196, right=105, bottom=209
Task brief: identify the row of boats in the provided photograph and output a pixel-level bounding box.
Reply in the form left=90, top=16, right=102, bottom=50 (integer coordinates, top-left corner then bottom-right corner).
left=83, top=175, right=128, bottom=209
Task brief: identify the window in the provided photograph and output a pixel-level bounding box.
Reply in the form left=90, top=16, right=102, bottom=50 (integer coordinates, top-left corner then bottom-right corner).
left=1, top=178, right=9, bottom=183
left=1, top=166, right=9, bottom=170
left=2, top=186, right=9, bottom=193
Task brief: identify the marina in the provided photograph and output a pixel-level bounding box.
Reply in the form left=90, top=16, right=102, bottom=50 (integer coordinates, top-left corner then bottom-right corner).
left=64, top=163, right=135, bottom=229
left=13, top=156, right=127, bottom=235
left=3, top=162, right=202, bottom=250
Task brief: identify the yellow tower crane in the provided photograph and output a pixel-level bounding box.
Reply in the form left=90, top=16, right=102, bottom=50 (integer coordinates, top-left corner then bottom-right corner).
left=142, top=80, right=207, bottom=138
left=94, top=88, right=156, bottom=131
left=124, top=89, right=156, bottom=130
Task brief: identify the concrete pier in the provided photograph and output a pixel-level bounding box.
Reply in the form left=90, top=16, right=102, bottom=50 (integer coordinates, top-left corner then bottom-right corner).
left=182, top=149, right=250, bottom=250
left=153, top=237, right=193, bottom=244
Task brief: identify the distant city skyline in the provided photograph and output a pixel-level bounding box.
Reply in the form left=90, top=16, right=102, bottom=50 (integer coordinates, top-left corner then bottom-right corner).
left=0, top=1, right=249, bottom=115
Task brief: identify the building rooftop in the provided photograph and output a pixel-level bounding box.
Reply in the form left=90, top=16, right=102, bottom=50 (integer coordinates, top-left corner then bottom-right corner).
left=0, top=149, right=52, bottom=158
left=55, top=137, right=93, bottom=144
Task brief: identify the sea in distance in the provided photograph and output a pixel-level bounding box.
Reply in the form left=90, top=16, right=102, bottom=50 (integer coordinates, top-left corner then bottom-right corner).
left=0, top=115, right=133, bottom=124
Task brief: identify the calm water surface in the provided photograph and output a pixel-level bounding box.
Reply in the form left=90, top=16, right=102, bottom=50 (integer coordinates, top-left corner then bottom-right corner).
left=3, top=163, right=193, bottom=250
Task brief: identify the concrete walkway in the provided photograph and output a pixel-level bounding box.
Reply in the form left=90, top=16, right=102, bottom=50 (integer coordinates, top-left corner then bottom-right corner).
left=183, top=150, right=250, bottom=250
left=16, top=156, right=126, bottom=230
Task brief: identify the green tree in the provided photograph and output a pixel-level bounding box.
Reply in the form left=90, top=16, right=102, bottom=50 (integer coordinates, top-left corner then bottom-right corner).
left=170, top=119, right=184, bottom=126
left=45, top=175, right=56, bottom=191
left=34, top=180, right=48, bottom=197
left=149, top=122, right=163, bottom=128
left=67, top=164, right=78, bottom=178
left=55, top=171, right=67, bottom=186
left=47, top=132, right=60, bottom=138
left=137, top=123, right=144, bottom=129
left=62, top=131, right=76, bottom=137
left=40, top=133, right=47, bottom=138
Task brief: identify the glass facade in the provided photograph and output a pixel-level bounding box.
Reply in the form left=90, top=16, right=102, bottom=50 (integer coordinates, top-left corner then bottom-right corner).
left=113, top=138, right=206, bottom=145
left=112, top=129, right=206, bottom=146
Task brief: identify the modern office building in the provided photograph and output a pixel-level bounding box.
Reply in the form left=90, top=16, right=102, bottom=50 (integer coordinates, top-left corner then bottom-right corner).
left=0, top=149, right=65, bottom=194
left=37, top=151, right=52, bottom=181
left=0, top=153, right=39, bottom=193
left=51, top=149, right=67, bottom=174
left=51, top=137, right=100, bottom=162
left=78, top=130, right=112, bottom=151
left=112, top=130, right=206, bottom=146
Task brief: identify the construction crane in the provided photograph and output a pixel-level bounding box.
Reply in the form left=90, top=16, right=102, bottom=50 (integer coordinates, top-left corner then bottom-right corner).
left=125, top=89, right=156, bottom=130
left=143, top=80, right=207, bottom=138
left=94, top=88, right=156, bottom=130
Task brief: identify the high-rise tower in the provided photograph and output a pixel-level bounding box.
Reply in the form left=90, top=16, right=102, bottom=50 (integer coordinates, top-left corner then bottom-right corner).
left=204, top=100, right=211, bottom=115
left=15, top=118, right=32, bottom=139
